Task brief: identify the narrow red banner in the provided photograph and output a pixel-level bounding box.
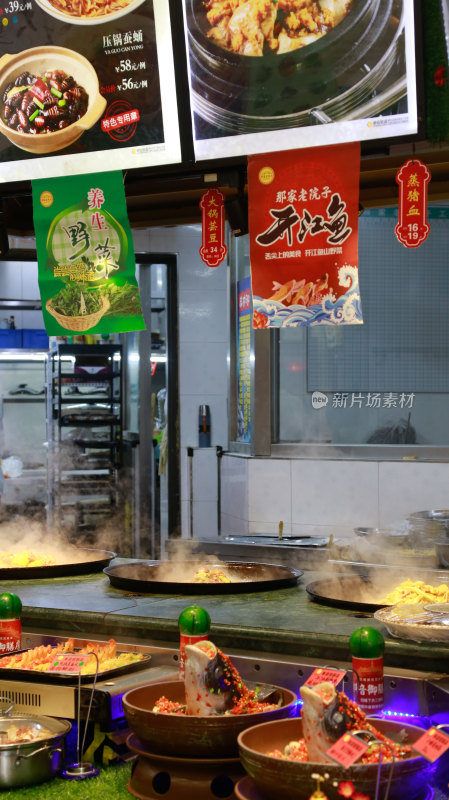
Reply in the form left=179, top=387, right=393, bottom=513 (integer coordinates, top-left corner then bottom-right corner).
left=199, top=189, right=228, bottom=268
left=248, top=142, right=361, bottom=328
left=395, top=158, right=431, bottom=248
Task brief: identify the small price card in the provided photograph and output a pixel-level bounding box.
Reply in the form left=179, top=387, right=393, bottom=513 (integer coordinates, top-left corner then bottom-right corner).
left=48, top=654, right=86, bottom=673
left=327, top=734, right=368, bottom=768
left=304, top=668, right=346, bottom=687
left=413, top=728, right=449, bottom=762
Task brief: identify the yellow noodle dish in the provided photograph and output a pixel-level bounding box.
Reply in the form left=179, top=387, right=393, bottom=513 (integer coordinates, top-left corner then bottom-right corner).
left=381, top=579, right=449, bottom=606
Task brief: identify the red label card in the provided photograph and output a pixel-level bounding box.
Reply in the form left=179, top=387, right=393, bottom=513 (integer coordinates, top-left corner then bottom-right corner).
left=48, top=654, right=86, bottom=673
left=199, top=188, right=228, bottom=268
left=327, top=734, right=368, bottom=768
left=413, top=728, right=449, bottom=762
left=395, top=158, right=431, bottom=248
left=304, top=668, right=346, bottom=687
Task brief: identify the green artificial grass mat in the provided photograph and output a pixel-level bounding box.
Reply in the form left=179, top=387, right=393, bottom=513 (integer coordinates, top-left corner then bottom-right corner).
left=2, top=762, right=132, bottom=799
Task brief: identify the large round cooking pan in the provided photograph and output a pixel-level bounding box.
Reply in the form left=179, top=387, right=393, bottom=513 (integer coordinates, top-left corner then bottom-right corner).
left=104, top=560, right=303, bottom=594
left=306, top=571, right=449, bottom=612
left=187, top=0, right=404, bottom=130
left=237, top=716, right=433, bottom=800
left=0, top=710, right=71, bottom=788
left=0, top=548, right=116, bottom=579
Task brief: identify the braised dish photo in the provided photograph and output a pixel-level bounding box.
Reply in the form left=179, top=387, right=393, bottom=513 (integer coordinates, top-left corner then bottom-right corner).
left=203, top=0, right=353, bottom=56
left=0, top=47, right=106, bottom=154
left=34, top=0, right=146, bottom=25
left=2, top=69, right=88, bottom=136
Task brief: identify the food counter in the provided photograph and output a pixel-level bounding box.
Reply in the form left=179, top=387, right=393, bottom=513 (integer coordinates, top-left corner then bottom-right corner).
left=2, top=561, right=449, bottom=799
left=2, top=563, right=449, bottom=673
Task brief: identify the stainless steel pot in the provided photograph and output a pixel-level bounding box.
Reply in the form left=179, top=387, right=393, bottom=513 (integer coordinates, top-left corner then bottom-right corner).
left=0, top=701, right=71, bottom=788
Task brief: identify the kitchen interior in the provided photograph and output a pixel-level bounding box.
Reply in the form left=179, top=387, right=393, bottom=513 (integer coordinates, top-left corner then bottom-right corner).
left=1, top=147, right=449, bottom=798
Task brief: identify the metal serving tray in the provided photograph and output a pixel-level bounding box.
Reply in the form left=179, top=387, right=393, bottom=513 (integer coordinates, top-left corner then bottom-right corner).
left=0, top=651, right=152, bottom=684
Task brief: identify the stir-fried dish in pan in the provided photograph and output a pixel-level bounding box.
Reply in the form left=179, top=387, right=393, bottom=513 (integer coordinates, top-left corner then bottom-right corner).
left=203, top=0, right=353, bottom=56
left=381, top=579, right=449, bottom=606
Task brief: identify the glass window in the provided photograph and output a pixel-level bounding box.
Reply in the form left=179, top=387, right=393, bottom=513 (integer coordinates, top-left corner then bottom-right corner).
left=278, top=205, right=449, bottom=446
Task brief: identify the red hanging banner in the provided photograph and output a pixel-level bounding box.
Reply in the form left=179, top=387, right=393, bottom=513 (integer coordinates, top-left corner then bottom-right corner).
left=199, top=189, right=228, bottom=268
left=395, top=159, right=431, bottom=248
left=248, top=142, right=361, bottom=328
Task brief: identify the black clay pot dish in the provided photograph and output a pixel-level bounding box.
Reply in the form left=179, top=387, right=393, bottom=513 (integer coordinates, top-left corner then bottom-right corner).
left=186, top=0, right=406, bottom=132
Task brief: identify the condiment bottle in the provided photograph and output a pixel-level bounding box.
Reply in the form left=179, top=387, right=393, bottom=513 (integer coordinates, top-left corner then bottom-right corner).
left=178, top=604, right=211, bottom=679
left=0, top=592, right=22, bottom=655
left=349, top=626, right=385, bottom=712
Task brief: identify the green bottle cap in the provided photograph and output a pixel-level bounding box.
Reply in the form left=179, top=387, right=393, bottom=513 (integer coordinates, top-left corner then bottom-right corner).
left=0, top=592, right=22, bottom=620
left=349, top=627, right=385, bottom=658
left=178, top=605, right=210, bottom=635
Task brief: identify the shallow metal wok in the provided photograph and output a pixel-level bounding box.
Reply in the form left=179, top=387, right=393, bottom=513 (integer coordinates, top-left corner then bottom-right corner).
left=104, top=560, right=303, bottom=594
left=306, top=575, right=385, bottom=612
left=0, top=548, right=116, bottom=579
left=306, top=568, right=449, bottom=612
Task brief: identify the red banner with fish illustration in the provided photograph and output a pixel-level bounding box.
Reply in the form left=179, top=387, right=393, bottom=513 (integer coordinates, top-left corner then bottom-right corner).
left=248, top=143, right=362, bottom=328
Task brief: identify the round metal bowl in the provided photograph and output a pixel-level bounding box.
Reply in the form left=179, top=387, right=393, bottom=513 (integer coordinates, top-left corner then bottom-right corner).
left=238, top=717, right=434, bottom=800
left=408, top=510, right=449, bottom=542
left=0, top=712, right=71, bottom=788
left=123, top=679, right=298, bottom=758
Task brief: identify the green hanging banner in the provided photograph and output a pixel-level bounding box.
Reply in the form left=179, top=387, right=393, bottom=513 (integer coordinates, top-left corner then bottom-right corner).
left=32, top=171, right=145, bottom=336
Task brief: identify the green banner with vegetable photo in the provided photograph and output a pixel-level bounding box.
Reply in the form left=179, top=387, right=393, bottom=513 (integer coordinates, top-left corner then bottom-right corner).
left=32, top=170, right=145, bottom=335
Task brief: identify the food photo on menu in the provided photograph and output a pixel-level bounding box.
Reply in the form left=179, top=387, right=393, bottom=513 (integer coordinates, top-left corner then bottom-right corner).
left=183, top=0, right=418, bottom=158
left=0, top=0, right=181, bottom=180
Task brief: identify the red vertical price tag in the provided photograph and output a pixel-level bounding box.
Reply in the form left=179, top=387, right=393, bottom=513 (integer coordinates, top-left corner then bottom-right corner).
left=304, top=668, right=346, bottom=687
left=413, top=728, right=449, bottom=762
left=395, top=158, right=431, bottom=248
left=327, top=734, right=368, bottom=768
left=48, top=654, right=86, bottom=673
left=199, top=189, right=228, bottom=268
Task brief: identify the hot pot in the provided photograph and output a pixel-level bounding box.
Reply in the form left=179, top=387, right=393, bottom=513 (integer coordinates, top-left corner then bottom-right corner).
left=238, top=716, right=434, bottom=800
left=123, top=679, right=298, bottom=758
left=186, top=0, right=405, bottom=132
left=0, top=703, right=71, bottom=788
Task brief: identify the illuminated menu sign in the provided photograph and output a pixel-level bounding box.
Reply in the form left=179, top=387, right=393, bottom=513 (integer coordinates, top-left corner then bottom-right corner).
left=183, top=1, right=418, bottom=160
left=0, top=0, right=181, bottom=182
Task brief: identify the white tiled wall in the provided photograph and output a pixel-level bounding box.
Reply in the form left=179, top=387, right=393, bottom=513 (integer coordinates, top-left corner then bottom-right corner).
left=132, top=225, right=229, bottom=539
left=221, top=454, right=449, bottom=538
left=131, top=225, right=449, bottom=543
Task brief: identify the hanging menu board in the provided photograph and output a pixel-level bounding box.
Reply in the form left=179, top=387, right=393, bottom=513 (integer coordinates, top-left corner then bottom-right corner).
left=183, top=0, right=418, bottom=160
left=0, top=0, right=181, bottom=182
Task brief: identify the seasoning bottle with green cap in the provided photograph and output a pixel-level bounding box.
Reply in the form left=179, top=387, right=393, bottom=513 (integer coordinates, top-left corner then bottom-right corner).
left=178, top=605, right=211, bottom=679
left=0, top=592, right=22, bottom=654
left=349, top=626, right=385, bottom=712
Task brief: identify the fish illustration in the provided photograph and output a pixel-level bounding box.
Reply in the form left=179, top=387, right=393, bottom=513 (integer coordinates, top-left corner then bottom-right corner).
left=184, top=639, right=246, bottom=716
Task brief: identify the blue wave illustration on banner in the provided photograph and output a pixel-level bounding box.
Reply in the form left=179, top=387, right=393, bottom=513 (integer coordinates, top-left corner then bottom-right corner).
left=253, top=265, right=363, bottom=327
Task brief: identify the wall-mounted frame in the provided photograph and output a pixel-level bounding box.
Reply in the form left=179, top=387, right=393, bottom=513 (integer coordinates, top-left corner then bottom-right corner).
left=183, top=0, right=422, bottom=161
left=0, top=0, right=182, bottom=183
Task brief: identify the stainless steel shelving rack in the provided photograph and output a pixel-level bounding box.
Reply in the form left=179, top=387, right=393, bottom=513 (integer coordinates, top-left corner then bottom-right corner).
left=46, top=343, right=123, bottom=536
